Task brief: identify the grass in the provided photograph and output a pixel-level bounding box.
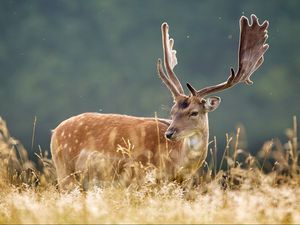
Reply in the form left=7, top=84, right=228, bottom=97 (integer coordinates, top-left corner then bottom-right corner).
left=0, top=116, right=299, bottom=224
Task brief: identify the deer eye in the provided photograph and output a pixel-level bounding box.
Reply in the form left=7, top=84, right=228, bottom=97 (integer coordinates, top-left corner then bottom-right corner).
left=190, top=111, right=199, bottom=117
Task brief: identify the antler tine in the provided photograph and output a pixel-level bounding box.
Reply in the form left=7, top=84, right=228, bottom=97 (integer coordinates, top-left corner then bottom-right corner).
left=196, top=14, right=269, bottom=98
left=161, top=23, right=185, bottom=94
left=157, top=58, right=180, bottom=99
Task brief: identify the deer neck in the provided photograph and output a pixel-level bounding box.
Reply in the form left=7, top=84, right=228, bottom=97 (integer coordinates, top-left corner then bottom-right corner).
left=182, top=115, right=209, bottom=166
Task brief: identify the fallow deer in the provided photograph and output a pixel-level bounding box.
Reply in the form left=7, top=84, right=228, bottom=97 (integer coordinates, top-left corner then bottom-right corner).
left=51, top=14, right=269, bottom=189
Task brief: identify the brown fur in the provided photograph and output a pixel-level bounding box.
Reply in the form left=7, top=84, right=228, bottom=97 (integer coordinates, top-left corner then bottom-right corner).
left=51, top=113, right=187, bottom=189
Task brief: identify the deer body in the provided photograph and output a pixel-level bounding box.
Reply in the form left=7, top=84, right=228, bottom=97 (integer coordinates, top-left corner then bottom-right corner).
left=51, top=112, right=209, bottom=188
left=51, top=14, right=269, bottom=190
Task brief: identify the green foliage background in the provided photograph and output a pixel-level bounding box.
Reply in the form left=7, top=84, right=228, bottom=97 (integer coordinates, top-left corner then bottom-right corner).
left=0, top=0, right=299, bottom=156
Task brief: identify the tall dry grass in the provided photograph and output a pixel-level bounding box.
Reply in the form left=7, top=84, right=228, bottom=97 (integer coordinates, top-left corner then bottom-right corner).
left=0, top=116, right=299, bottom=224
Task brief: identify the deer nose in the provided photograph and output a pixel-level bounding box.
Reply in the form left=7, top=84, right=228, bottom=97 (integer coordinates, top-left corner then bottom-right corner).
left=165, top=130, right=176, bottom=140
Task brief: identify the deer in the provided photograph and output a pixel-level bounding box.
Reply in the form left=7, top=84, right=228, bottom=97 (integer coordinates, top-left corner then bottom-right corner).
left=51, top=14, right=269, bottom=190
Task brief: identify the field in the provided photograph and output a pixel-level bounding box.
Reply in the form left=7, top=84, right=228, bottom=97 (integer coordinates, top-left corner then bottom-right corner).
left=0, top=116, right=299, bottom=224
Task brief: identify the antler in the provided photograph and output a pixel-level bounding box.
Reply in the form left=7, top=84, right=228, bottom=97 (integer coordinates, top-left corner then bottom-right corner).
left=187, top=14, right=269, bottom=98
left=157, top=22, right=185, bottom=99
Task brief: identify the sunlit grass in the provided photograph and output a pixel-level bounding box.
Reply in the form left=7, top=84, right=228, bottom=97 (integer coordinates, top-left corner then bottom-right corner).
left=0, top=116, right=299, bottom=224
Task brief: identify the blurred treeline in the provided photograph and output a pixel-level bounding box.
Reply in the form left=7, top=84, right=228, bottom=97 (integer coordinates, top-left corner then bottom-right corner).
left=0, top=0, right=299, bottom=158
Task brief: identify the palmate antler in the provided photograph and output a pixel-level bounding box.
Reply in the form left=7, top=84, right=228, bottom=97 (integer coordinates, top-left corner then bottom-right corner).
left=187, top=14, right=269, bottom=98
left=157, top=23, right=185, bottom=99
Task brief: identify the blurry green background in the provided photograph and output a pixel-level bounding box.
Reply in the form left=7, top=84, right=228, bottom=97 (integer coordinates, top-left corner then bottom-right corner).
left=0, top=0, right=299, bottom=158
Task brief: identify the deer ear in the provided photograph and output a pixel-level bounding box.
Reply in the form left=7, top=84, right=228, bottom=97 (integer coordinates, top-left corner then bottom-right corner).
left=204, top=96, right=221, bottom=112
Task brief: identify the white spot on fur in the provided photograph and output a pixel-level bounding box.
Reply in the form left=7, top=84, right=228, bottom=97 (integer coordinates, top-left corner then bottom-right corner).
left=75, top=139, right=79, bottom=143
left=108, top=128, right=117, bottom=146
left=64, top=143, right=68, bottom=148
left=61, top=131, right=65, bottom=137
left=187, top=134, right=202, bottom=151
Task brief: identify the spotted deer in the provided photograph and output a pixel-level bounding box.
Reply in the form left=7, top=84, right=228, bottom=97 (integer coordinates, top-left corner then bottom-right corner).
left=51, top=14, right=269, bottom=189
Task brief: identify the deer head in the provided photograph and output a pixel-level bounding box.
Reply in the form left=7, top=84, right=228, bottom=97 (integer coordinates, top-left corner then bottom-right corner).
left=157, top=14, right=269, bottom=140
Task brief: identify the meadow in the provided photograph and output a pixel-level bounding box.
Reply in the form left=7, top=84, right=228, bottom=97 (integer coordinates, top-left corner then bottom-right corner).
left=0, top=116, right=299, bottom=224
